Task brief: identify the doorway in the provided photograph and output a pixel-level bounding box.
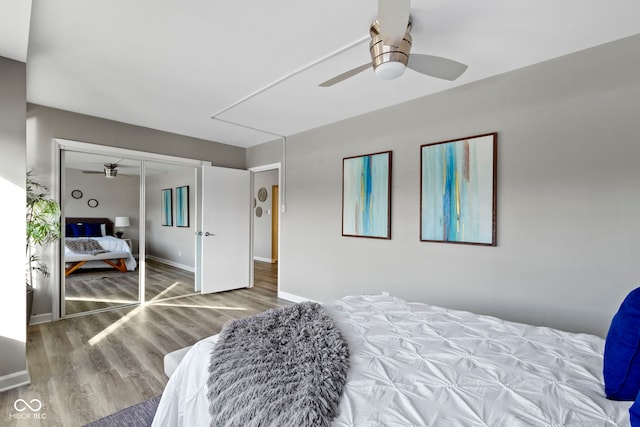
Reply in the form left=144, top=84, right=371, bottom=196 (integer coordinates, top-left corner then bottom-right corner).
left=252, top=168, right=280, bottom=292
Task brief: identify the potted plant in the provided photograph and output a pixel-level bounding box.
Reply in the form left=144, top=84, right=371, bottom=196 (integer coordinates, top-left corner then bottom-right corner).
left=26, top=171, right=61, bottom=323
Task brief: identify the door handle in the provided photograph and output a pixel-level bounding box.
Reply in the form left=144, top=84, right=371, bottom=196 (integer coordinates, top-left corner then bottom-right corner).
left=204, top=232, right=214, bottom=237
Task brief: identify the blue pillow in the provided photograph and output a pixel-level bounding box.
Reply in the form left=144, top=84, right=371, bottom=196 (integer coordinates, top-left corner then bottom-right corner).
left=604, top=287, right=640, bottom=400
left=631, top=389, right=640, bottom=426
left=68, top=223, right=83, bottom=237
left=84, top=223, right=102, bottom=237
left=65, top=224, right=76, bottom=237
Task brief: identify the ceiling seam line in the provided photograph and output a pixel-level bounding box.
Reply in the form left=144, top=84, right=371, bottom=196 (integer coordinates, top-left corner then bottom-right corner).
left=210, top=35, right=370, bottom=119
left=211, top=117, right=285, bottom=139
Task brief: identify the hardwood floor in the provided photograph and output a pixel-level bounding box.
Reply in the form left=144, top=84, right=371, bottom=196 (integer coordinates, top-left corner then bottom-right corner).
left=253, top=260, right=277, bottom=292
left=64, top=259, right=196, bottom=315
left=0, top=261, right=280, bottom=426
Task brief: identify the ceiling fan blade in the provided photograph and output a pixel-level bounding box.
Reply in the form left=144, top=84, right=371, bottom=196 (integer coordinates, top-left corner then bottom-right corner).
left=407, top=54, right=468, bottom=81
left=378, top=0, right=410, bottom=46
left=319, top=63, right=371, bottom=87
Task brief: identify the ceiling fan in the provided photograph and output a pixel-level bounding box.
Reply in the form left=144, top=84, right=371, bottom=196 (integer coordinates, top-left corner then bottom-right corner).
left=319, top=0, right=468, bottom=87
left=102, top=163, right=119, bottom=178
left=81, top=161, right=128, bottom=178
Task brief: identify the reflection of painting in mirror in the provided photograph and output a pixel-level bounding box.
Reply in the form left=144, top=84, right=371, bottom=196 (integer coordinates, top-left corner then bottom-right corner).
left=162, top=188, right=173, bottom=226
left=176, top=186, right=189, bottom=227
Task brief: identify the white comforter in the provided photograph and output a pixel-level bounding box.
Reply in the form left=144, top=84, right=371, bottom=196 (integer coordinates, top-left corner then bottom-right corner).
left=65, top=236, right=137, bottom=271
left=153, top=294, right=631, bottom=426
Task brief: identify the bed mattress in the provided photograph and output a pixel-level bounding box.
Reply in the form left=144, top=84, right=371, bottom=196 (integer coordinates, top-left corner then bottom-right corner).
left=153, top=294, right=631, bottom=426
left=64, top=236, right=136, bottom=271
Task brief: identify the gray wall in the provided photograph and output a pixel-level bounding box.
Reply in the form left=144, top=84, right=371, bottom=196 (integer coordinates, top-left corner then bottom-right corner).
left=246, top=139, right=282, bottom=168
left=248, top=34, right=640, bottom=337
left=27, top=104, right=246, bottom=317
left=146, top=167, right=196, bottom=268
left=0, top=57, right=29, bottom=388
left=253, top=170, right=278, bottom=261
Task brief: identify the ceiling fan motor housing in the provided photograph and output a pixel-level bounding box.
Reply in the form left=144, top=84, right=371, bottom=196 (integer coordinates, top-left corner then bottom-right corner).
left=369, top=21, right=412, bottom=79
left=104, top=163, right=118, bottom=178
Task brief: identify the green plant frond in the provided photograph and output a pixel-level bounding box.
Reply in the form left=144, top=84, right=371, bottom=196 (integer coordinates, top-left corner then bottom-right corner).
left=26, top=171, right=61, bottom=282
left=27, top=254, right=50, bottom=278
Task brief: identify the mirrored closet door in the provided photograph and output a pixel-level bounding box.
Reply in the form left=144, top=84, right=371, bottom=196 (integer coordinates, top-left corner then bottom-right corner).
left=144, top=161, right=197, bottom=303
left=62, top=151, right=141, bottom=316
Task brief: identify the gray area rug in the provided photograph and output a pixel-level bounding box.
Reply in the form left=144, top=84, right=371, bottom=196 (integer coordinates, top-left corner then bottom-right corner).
left=83, top=395, right=161, bottom=427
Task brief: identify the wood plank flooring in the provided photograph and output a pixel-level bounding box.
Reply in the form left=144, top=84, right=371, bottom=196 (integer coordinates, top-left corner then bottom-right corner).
left=64, top=259, right=196, bottom=315
left=0, top=261, right=281, bottom=426
left=253, top=260, right=277, bottom=292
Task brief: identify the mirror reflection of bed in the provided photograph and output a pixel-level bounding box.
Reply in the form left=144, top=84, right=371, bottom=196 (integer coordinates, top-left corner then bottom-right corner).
left=64, top=217, right=196, bottom=315
left=64, top=217, right=140, bottom=315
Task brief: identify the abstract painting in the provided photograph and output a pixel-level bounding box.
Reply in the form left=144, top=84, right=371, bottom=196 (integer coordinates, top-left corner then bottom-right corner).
left=161, top=188, right=173, bottom=226
left=420, top=133, right=497, bottom=245
left=342, top=151, right=392, bottom=239
left=175, top=186, right=189, bottom=227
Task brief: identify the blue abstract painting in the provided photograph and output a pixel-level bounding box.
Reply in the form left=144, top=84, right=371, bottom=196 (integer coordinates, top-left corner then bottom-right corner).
left=342, top=151, right=391, bottom=239
left=161, top=188, right=173, bottom=226
left=421, top=133, right=496, bottom=245
left=175, top=186, right=189, bottom=227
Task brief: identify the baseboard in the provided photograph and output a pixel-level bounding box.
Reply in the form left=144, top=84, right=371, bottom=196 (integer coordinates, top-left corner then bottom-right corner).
left=277, top=291, right=315, bottom=303
left=0, top=370, right=31, bottom=392
left=29, top=313, right=52, bottom=326
left=253, top=256, right=276, bottom=263
left=146, top=256, right=195, bottom=272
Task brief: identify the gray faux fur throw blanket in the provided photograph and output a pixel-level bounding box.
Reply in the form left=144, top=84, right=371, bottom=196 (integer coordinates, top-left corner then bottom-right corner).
left=65, top=238, right=106, bottom=255
left=207, top=302, right=350, bottom=427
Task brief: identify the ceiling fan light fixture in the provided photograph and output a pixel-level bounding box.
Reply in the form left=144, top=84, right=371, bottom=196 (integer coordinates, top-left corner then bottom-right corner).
left=374, top=61, right=407, bottom=80
left=369, top=20, right=412, bottom=81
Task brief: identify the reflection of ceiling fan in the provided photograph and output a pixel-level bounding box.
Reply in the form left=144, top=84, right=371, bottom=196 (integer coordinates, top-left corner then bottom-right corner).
left=103, top=163, right=119, bottom=178
left=81, top=160, right=130, bottom=178
left=319, top=0, right=468, bottom=87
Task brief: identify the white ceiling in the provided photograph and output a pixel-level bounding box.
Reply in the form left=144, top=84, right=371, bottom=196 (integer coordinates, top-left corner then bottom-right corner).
left=0, top=0, right=31, bottom=62
left=4, top=1, right=640, bottom=147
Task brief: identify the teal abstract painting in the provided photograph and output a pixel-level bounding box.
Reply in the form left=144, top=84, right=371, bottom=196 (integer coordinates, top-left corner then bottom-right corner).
left=161, top=188, right=173, bottom=226
left=421, top=133, right=497, bottom=245
left=342, top=151, right=392, bottom=239
left=175, top=186, right=189, bottom=227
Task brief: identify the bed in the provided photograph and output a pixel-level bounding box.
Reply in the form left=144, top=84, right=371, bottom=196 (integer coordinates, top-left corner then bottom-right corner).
left=153, top=294, right=635, bottom=426
left=64, top=217, right=137, bottom=276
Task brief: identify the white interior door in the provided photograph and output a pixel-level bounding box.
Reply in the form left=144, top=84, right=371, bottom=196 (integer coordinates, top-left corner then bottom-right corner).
left=200, top=165, right=251, bottom=294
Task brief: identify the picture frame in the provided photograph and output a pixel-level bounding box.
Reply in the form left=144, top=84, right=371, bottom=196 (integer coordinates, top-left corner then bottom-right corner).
left=420, top=133, right=497, bottom=246
left=161, top=188, right=173, bottom=226
left=175, top=185, right=189, bottom=227
left=342, top=150, right=392, bottom=239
